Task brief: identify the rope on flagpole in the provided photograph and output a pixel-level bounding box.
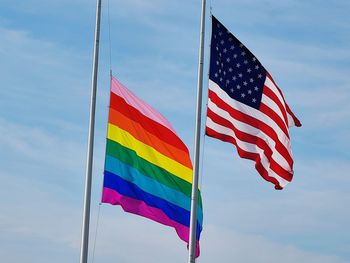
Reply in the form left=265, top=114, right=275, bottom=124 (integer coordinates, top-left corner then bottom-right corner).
left=199, top=0, right=213, bottom=197
left=91, top=203, right=102, bottom=263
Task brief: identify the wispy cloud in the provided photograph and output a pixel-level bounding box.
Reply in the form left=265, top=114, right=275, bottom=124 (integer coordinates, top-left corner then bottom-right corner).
left=201, top=224, right=349, bottom=263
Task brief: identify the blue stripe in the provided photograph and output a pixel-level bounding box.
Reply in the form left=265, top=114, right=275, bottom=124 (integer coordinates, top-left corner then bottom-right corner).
left=104, top=155, right=203, bottom=223
left=104, top=170, right=202, bottom=239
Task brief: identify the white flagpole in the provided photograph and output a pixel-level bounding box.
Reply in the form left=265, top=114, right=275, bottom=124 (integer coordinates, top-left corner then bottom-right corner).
left=188, top=0, right=206, bottom=262
left=79, top=0, right=102, bottom=262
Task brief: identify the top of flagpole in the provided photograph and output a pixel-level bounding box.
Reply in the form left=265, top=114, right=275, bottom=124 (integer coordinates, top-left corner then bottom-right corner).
left=188, top=0, right=206, bottom=262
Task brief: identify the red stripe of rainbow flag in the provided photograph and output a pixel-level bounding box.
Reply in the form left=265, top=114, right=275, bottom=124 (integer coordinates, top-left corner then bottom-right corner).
left=102, top=76, right=202, bottom=257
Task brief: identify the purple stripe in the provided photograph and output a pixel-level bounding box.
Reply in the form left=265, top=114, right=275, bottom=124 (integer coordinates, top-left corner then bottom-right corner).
left=102, top=187, right=200, bottom=257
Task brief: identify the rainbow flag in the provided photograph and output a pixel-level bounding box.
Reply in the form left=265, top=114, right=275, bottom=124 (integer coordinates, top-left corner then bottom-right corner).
left=102, top=76, right=203, bottom=256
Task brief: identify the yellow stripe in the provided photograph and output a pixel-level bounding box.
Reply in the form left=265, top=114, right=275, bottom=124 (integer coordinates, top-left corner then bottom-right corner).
left=107, top=123, right=193, bottom=184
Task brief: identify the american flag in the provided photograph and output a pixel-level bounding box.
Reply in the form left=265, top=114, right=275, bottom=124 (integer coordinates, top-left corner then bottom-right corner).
left=206, top=16, right=301, bottom=189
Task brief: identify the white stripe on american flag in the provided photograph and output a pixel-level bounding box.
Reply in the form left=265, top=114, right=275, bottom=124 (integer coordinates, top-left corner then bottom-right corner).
left=207, top=99, right=293, bottom=182
left=264, top=76, right=286, bottom=110
left=265, top=73, right=301, bottom=128
left=207, top=98, right=291, bottom=171
left=209, top=80, right=292, bottom=151
left=261, top=90, right=288, bottom=131
left=206, top=79, right=296, bottom=189
left=206, top=117, right=290, bottom=188
left=287, top=108, right=298, bottom=127
left=262, top=93, right=285, bottom=122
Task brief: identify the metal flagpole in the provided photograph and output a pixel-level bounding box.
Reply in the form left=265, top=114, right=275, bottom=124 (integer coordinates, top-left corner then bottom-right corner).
left=188, top=0, right=206, bottom=262
left=79, top=0, right=102, bottom=262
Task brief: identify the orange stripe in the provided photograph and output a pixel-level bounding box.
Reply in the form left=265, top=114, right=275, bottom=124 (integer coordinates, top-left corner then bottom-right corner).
left=109, top=108, right=193, bottom=169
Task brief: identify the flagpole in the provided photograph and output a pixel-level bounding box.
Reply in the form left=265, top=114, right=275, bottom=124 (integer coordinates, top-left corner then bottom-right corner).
left=80, top=0, right=102, bottom=262
left=188, top=0, right=206, bottom=262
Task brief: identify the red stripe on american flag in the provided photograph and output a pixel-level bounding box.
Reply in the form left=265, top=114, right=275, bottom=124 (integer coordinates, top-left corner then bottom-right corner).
left=286, top=103, right=302, bottom=127
left=259, top=102, right=289, bottom=138
left=208, top=88, right=293, bottom=167
left=207, top=108, right=293, bottom=181
left=265, top=72, right=301, bottom=128
left=206, top=127, right=284, bottom=190
left=263, top=84, right=289, bottom=126
left=206, top=78, right=299, bottom=189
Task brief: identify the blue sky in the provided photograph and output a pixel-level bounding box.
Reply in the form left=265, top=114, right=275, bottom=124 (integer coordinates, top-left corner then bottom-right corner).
left=0, top=0, right=349, bottom=262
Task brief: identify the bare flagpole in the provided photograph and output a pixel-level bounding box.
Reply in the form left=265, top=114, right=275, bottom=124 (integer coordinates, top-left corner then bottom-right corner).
left=79, top=0, right=102, bottom=262
left=188, top=0, right=206, bottom=262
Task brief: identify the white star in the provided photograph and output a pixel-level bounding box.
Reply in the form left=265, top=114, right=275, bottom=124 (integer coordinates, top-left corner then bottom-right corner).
left=230, top=88, right=234, bottom=93
left=258, top=74, right=262, bottom=78
left=236, top=63, right=241, bottom=68
left=214, top=73, right=218, bottom=77
left=247, top=68, right=252, bottom=73
left=241, top=93, right=246, bottom=98
left=216, top=61, right=219, bottom=65
left=244, top=60, right=248, bottom=64
left=254, top=86, right=258, bottom=91
left=237, top=84, right=241, bottom=89
left=241, top=51, right=246, bottom=56
left=223, top=48, right=227, bottom=53
left=226, top=58, right=231, bottom=62
left=223, top=71, right=226, bottom=75
left=252, top=57, right=257, bottom=62
left=255, top=65, right=259, bottom=70
left=220, top=77, right=223, bottom=82
left=220, top=40, right=225, bottom=45
left=232, top=76, right=237, bottom=81
left=238, top=73, right=243, bottom=78
left=243, top=81, right=248, bottom=86
left=239, top=43, right=244, bottom=48
left=229, top=67, right=233, bottom=72
left=219, top=69, right=221, bottom=73
left=250, top=78, right=254, bottom=83
left=229, top=37, right=233, bottom=42
left=252, top=98, right=257, bottom=103
left=217, top=23, right=220, bottom=28
left=216, top=46, right=219, bottom=51
left=233, top=54, right=238, bottom=58
left=226, top=79, right=230, bottom=84
left=218, top=31, right=223, bottom=36
left=248, top=89, right=252, bottom=94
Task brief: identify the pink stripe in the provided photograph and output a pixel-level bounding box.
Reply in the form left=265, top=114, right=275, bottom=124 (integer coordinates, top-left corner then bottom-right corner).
left=110, top=76, right=176, bottom=133
left=102, top=187, right=200, bottom=257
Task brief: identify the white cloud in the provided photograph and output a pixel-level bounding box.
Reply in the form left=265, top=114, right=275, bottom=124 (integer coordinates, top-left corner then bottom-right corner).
left=201, top=224, right=348, bottom=263
left=0, top=117, right=85, bottom=174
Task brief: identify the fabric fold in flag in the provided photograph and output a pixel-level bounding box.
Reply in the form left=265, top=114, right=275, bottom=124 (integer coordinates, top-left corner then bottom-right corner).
left=102, top=76, right=202, bottom=257
left=206, top=16, right=301, bottom=189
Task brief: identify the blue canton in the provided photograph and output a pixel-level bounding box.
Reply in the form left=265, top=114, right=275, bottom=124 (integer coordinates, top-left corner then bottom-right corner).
left=209, top=16, right=266, bottom=110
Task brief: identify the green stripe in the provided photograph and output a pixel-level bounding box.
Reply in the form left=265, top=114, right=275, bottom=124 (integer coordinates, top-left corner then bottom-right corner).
left=105, top=139, right=202, bottom=208
left=104, top=155, right=203, bottom=223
